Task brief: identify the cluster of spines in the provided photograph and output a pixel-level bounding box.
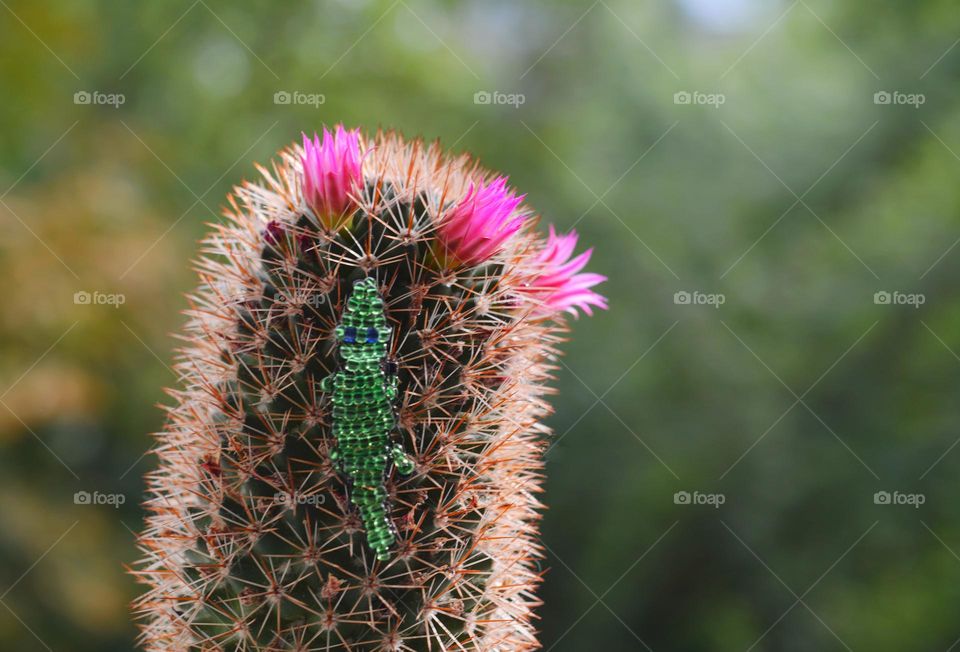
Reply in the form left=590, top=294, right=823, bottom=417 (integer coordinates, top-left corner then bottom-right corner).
left=133, top=129, right=598, bottom=651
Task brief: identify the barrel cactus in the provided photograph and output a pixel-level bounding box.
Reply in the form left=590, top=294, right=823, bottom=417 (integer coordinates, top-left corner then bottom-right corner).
left=133, top=125, right=606, bottom=651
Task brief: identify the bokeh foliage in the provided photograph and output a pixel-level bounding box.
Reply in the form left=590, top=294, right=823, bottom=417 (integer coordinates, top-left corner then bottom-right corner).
left=1, top=0, right=959, bottom=649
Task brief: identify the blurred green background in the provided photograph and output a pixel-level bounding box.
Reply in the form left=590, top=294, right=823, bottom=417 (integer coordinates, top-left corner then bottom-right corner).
left=1, top=0, right=959, bottom=649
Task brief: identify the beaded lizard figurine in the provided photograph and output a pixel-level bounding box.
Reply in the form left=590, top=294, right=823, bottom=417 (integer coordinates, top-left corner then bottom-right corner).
left=323, top=277, right=415, bottom=561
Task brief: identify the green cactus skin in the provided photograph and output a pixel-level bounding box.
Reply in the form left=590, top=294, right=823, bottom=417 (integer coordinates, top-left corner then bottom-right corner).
left=324, top=277, right=415, bottom=561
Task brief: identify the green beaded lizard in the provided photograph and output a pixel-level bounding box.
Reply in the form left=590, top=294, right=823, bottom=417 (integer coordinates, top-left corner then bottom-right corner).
left=323, top=277, right=416, bottom=561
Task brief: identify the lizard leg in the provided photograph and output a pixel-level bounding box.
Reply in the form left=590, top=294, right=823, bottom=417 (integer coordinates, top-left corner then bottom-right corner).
left=389, top=444, right=416, bottom=475
left=320, top=372, right=342, bottom=465
left=320, top=372, right=338, bottom=394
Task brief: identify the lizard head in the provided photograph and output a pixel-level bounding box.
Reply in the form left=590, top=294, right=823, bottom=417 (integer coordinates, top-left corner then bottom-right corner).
left=336, top=278, right=392, bottom=365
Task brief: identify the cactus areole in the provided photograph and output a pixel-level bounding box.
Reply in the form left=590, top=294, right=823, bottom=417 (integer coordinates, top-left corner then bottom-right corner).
left=134, top=126, right=606, bottom=651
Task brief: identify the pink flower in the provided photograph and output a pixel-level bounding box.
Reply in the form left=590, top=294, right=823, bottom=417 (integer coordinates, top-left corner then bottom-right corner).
left=435, top=177, right=526, bottom=267
left=302, top=125, right=363, bottom=228
left=525, top=226, right=607, bottom=317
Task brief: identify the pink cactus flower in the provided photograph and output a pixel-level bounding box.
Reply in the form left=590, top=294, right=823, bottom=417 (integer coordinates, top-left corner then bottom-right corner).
left=302, top=125, right=363, bottom=228
left=435, top=176, right=526, bottom=267
left=526, top=226, right=607, bottom=317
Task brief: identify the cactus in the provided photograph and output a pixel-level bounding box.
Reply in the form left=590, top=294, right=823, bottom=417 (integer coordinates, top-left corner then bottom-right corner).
left=133, top=126, right=606, bottom=651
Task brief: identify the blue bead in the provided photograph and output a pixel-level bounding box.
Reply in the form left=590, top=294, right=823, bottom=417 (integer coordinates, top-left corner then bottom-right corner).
left=344, top=326, right=357, bottom=343
left=365, top=327, right=378, bottom=343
